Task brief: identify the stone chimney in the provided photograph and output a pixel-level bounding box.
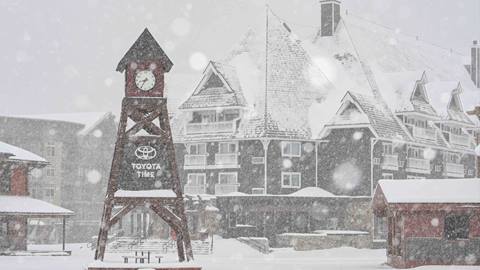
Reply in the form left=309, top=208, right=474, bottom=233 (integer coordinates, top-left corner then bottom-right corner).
left=471, top=40, right=480, bottom=88
left=320, top=0, right=341, bottom=37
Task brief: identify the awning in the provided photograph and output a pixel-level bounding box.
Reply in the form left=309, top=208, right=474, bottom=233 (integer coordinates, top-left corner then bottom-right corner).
left=0, top=196, right=74, bottom=217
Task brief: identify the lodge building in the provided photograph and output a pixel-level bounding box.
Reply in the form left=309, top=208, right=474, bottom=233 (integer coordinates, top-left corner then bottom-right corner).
left=171, top=1, right=480, bottom=247
left=0, top=113, right=116, bottom=242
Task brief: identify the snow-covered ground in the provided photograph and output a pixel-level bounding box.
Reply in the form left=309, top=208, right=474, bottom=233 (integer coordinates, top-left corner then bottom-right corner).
left=0, top=237, right=478, bottom=270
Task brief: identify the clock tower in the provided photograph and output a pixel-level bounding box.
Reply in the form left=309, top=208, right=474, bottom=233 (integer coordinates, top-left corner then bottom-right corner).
left=93, top=28, right=193, bottom=263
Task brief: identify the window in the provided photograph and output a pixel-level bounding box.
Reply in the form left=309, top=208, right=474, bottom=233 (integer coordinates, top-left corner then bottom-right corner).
left=373, top=158, right=381, bottom=165
left=187, top=174, right=206, bottom=186
left=435, top=165, right=442, bottom=172
left=281, top=172, right=301, bottom=188
left=218, top=142, right=236, bottom=154
left=382, top=173, right=393, bottom=180
left=407, top=147, right=424, bottom=158
left=382, top=142, right=393, bottom=155
left=188, top=143, right=206, bottom=155
left=45, top=188, right=54, bottom=199
left=219, top=172, right=237, bottom=184
left=444, top=152, right=459, bottom=163
left=445, top=215, right=469, bottom=240
left=373, top=216, right=387, bottom=241
left=467, top=169, right=474, bottom=176
left=46, top=167, right=55, bottom=177
left=46, top=142, right=55, bottom=157
left=281, top=142, right=301, bottom=157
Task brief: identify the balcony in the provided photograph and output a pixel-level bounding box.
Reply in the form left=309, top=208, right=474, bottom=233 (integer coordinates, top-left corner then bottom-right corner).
left=406, top=158, right=430, bottom=174
left=449, top=134, right=471, bottom=147
left=215, top=153, right=238, bottom=166
left=184, top=154, right=206, bottom=168
left=185, top=121, right=236, bottom=135
left=215, top=183, right=239, bottom=195
left=445, top=163, right=465, bottom=178
left=412, top=127, right=436, bottom=141
left=184, top=184, right=206, bottom=195
left=381, top=154, right=399, bottom=170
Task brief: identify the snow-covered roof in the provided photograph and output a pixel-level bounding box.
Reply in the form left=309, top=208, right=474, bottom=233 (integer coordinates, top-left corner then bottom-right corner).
left=179, top=61, right=247, bottom=110
left=114, top=189, right=177, bottom=198
left=376, top=179, right=480, bottom=204
left=288, top=187, right=336, bottom=197
left=0, top=196, right=73, bottom=216
left=116, top=28, right=173, bottom=73
left=325, top=91, right=412, bottom=141
left=0, top=141, right=47, bottom=163
left=9, top=112, right=112, bottom=136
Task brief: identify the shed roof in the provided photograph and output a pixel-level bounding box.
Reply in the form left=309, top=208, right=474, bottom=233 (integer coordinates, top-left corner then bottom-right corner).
left=375, top=179, right=480, bottom=204
left=0, top=141, right=47, bottom=163
left=0, top=196, right=73, bottom=217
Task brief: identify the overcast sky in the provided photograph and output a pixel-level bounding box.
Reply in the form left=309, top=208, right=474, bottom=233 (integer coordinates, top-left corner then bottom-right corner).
left=0, top=0, right=479, bottom=116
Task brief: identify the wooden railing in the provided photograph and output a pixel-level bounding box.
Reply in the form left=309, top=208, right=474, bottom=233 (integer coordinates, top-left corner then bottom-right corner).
left=184, top=155, right=207, bottom=166
left=412, top=127, right=436, bottom=141
left=185, top=121, right=236, bottom=135
left=406, top=158, right=430, bottom=172
left=445, top=163, right=464, bottom=177
left=449, top=134, right=471, bottom=147
left=184, top=185, right=206, bottom=195
left=215, top=153, right=238, bottom=165
left=215, top=184, right=239, bottom=195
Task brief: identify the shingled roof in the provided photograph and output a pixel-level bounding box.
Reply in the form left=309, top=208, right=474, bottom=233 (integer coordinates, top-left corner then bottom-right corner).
left=116, top=28, right=173, bottom=73
left=179, top=61, right=247, bottom=110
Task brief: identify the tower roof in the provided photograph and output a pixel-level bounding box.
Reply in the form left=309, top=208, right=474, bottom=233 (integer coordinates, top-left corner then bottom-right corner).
left=116, top=28, right=173, bottom=73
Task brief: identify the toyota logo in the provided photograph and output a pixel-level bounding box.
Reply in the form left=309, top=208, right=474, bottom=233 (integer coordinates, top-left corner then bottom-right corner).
left=135, top=146, right=157, bottom=160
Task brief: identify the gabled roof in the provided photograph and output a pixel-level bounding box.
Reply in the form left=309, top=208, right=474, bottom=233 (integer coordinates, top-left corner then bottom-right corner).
left=179, top=61, right=247, bottom=110
left=0, top=141, right=47, bottom=164
left=116, top=28, right=173, bottom=73
left=327, top=91, right=412, bottom=141
left=374, top=179, right=480, bottom=204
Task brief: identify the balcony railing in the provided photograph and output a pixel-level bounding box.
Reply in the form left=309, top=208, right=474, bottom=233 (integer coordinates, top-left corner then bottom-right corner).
left=412, top=127, right=436, bottom=141
left=185, top=121, right=236, bottom=135
left=406, top=158, right=430, bottom=173
left=184, top=184, right=206, bottom=195
left=445, top=163, right=465, bottom=177
left=215, top=153, right=238, bottom=165
left=449, top=134, right=471, bottom=147
left=215, top=183, right=239, bottom=195
left=381, top=154, right=399, bottom=169
left=184, top=154, right=207, bottom=167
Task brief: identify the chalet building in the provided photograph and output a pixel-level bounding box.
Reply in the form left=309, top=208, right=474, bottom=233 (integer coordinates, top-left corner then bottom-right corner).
left=0, top=141, right=72, bottom=253
left=372, top=179, right=480, bottom=268
left=0, top=113, right=116, bottom=242
left=170, top=1, right=480, bottom=248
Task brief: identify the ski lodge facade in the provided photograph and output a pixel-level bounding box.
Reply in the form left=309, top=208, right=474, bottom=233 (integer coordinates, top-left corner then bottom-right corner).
left=0, top=141, right=73, bottom=254
left=171, top=1, right=480, bottom=247
left=372, top=179, right=480, bottom=268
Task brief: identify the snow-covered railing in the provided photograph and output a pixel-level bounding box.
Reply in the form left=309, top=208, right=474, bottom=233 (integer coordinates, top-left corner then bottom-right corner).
left=412, top=126, right=436, bottom=141
left=185, top=121, right=236, bottom=135
left=184, top=184, right=206, bottom=195
left=184, top=154, right=207, bottom=166
left=215, top=153, right=238, bottom=165
left=215, top=183, right=239, bottom=195
left=449, top=134, right=471, bottom=147
left=445, top=163, right=464, bottom=177
left=381, top=154, right=398, bottom=169
left=406, top=158, right=430, bottom=172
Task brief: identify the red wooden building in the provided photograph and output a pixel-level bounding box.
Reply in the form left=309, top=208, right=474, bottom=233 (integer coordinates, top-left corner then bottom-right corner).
left=0, top=141, right=73, bottom=254
left=372, top=179, right=480, bottom=268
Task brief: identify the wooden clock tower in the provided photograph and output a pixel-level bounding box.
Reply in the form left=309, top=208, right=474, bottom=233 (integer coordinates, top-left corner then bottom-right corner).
left=94, top=28, right=193, bottom=262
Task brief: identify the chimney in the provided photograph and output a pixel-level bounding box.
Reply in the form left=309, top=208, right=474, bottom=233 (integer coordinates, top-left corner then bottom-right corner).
left=471, top=40, right=480, bottom=88
left=320, top=0, right=341, bottom=37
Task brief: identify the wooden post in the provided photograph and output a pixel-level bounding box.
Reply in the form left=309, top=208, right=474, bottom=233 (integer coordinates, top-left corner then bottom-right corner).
left=62, top=217, right=66, bottom=251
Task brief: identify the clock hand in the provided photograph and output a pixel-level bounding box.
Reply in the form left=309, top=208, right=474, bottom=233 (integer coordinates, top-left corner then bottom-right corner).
left=141, top=78, right=148, bottom=88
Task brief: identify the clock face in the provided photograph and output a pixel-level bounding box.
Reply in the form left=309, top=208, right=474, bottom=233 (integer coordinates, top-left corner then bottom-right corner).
left=135, top=70, right=156, bottom=91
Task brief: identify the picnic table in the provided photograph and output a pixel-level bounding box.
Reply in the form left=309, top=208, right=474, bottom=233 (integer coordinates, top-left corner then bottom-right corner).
left=121, top=250, right=163, bottom=264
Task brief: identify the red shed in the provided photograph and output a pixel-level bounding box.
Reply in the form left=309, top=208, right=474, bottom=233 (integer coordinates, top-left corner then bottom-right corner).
left=372, top=179, right=480, bottom=268
left=0, top=141, right=73, bottom=255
